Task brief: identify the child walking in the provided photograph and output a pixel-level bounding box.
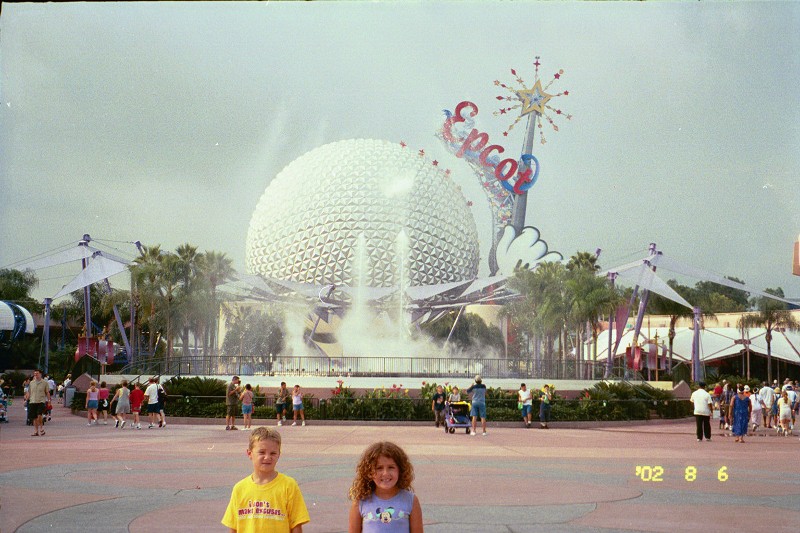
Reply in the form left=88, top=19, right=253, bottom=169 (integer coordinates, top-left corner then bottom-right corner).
left=348, top=441, right=423, bottom=533
left=129, top=382, right=144, bottom=429
left=291, top=384, right=305, bottom=426
left=222, top=427, right=310, bottom=532
left=240, top=384, right=254, bottom=430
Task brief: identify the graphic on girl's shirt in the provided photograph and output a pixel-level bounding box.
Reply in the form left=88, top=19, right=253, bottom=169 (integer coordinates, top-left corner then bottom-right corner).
left=365, top=506, right=409, bottom=524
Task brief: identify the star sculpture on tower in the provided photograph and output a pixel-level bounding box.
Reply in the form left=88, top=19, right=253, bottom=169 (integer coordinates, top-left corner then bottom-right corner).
left=493, top=57, right=571, bottom=143
left=515, top=79, right=552, bottom=117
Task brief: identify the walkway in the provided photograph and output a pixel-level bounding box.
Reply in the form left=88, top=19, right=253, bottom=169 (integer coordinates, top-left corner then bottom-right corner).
left=1, top=401, right=799, bottom=532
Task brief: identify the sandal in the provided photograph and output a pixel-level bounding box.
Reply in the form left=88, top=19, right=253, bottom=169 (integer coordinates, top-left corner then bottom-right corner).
left=40, top=430, right=45, bottom=436
left=31, top=433, right=39, bottom=436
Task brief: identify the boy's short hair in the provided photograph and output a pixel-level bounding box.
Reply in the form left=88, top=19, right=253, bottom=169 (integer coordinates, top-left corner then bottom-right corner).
left=249, top=427, right=282, bottom=452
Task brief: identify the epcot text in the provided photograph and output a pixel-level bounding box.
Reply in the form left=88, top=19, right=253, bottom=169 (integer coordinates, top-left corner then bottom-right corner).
left=443, top=100, right=538, bottom=195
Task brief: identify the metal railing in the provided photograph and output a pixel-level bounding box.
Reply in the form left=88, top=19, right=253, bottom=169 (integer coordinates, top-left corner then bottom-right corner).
left=117, top=354, right=639, bottom=381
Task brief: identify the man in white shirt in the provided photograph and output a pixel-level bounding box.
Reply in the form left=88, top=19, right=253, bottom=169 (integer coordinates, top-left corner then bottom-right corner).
left=690, top=381, right=713, bottom=442
left=759, top=382, right=776, bottom=428
left=143, top=378, right=160, bottom=429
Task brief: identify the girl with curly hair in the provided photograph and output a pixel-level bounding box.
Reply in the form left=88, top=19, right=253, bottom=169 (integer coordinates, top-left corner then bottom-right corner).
left=348, top=441, right=423, bottom=532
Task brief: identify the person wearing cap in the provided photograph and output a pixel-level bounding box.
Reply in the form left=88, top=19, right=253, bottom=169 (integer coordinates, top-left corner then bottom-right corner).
left=690, top=381, right=713, bottom=441
left=729, top=384, right=751, bottom=443
left=466, top=375, right=488, bottom=436
left=785, top=384, right=798, bottom=429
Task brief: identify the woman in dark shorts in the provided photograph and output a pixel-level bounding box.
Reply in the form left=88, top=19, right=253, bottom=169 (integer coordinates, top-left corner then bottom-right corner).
left=97, top=381, right=111, bottom=425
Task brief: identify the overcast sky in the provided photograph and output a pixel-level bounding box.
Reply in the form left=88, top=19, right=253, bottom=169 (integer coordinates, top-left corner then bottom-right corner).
left=1, top=1, right=798, bottom=302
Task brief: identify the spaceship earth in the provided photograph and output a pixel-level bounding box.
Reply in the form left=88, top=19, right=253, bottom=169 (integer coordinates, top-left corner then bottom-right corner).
left=246, top=139, right=480, bottom=288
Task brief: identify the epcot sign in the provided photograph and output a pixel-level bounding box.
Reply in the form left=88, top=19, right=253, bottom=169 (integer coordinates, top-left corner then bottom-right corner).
left=442, top=100, right=540, bottom=195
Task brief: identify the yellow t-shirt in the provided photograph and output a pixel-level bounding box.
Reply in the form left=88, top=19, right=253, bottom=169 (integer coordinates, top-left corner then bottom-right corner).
left=222, top=473, right=309, bottom=532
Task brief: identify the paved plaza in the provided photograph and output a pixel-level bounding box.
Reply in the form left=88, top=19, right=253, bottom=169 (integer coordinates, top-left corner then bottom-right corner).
left=2, top=400, right=800, bottom=533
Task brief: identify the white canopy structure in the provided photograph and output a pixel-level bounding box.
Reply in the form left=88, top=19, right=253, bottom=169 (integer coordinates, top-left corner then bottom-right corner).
left=603, top=244, right=797, bottom=381
left=222, top=273, right=514, bottom=318
left=10, top=235, right=137, bottom=372
left=52, top=254, right=129, bottom=300
left=594, top=326, right=800, bottom=365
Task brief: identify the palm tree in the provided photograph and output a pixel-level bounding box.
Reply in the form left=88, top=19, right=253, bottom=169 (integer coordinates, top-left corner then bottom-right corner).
left=566, top=251, right=600, bottom=273
left=564, top=251, right=616, bottom=378
left=158, top=253, right=184, bottom=363
left=505, top=261, right=568, bottom=377
left=566, top=269, right=623, bottom=378
left=738, top=287, right=799, bottom=384
left=132, top=245, right=165, bottom=357
left=199, top=251, right=236, bottom=359
left=175, top=243, right=202, bottom=358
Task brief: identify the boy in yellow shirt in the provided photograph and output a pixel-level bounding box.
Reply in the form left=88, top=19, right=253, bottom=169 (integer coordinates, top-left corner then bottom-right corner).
left=222, top=427, right=310, bottom=532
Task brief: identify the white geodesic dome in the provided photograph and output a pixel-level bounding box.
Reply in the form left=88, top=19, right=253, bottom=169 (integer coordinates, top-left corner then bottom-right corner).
left=246, top=139, right=480, bottom=288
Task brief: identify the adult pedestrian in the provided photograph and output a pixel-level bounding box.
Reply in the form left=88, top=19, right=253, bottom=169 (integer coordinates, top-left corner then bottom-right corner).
left=144, top=377, right=161, bottom=429
left=518, top=383, right=533, bottom=428
left=62, top=374, right=72, bottom=406
left=129, top=382, right=144, bottom=429
left=690, top=381, right=713, bottom=441
left=85, top=380, right=100, bottom=425
left=239, top=383, right=254, bottom=430
left=25, top=370, right=50, bottom=436
left=97, top=381, right=111, bottom=425
left=291, top=384, right=305, bottom=426
left=467, top=374, right=487, bottom=436
left=275, top=382, right=288, bottom=426
left=23, top=378, right=31, bottom=426
left=750, top=387, right=766, bottom=433
left=45, top=374, right=56, bottom=413
left=729, top=384, right=752, bottom=443
left=225, top=376, right=241, bottom=431
left=156, top=378, right=167, bottom=428
left=777, top=390, right=792, bottom=436
left=760, top=381, right=776, bottom=429
left=785, top=385, right=798, bottom=428
left=720, top=382, right=735, bottom=430
left=539, top=384, right=553, bottom=429
left=112, top=380, right=131, bottom=429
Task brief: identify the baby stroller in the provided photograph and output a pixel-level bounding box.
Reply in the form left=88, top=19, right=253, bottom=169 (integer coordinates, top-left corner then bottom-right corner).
left=444, top=401, right=472, bottom=434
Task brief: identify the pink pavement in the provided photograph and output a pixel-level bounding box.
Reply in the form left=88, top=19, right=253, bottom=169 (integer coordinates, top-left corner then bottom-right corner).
left=1, top=400, right=799, bottom=532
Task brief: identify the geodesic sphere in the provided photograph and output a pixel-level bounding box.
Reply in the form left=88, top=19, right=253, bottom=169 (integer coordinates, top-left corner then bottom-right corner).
left=246, top=139, right=480, bottom=288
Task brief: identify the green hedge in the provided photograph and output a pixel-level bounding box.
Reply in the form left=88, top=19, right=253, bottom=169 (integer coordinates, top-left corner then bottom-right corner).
left=67, top=380, right=692, bottom=422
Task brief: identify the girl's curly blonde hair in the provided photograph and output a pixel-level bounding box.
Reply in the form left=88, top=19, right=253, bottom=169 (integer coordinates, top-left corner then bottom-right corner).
left=348, top=441, right=414, bottom=501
